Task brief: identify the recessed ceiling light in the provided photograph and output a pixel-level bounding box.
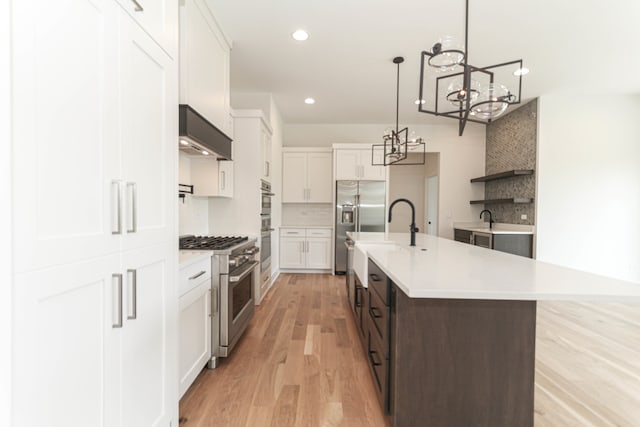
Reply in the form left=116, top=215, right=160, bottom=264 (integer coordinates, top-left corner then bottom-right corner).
left=291, top=30, right=309, bottom=41
left=304, top=98, right=315, bottom=105
left=180, top=139, right=189, bottom=146
left=513, top=67, right=530, bottom=76
left=202, top=150, right=209, bottom=155
left=414, top=99, right=426, bottom=105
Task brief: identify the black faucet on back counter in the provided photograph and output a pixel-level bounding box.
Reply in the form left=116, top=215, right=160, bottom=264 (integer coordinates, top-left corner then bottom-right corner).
left=479, top=209, right=494, bottom=229
left=389, top=198, right=418, bottom=246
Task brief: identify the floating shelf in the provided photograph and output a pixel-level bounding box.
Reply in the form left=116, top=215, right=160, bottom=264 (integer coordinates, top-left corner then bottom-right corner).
left=470, top=198, right=534, bottom=205
left=470, top=169, right=534, bottom=183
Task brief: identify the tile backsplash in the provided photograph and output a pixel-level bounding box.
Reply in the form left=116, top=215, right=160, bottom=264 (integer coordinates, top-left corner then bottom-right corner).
left=484, top=99, right=537, bottom=225
left=282, top=203, right=333, bottom=226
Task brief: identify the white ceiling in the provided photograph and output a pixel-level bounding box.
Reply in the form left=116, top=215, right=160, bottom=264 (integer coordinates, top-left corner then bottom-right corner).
left=209, top=0, right=640, bottom=125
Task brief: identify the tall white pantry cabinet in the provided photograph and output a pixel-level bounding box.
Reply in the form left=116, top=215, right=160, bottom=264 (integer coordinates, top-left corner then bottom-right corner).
left=11, top=1, right=179, bottom=426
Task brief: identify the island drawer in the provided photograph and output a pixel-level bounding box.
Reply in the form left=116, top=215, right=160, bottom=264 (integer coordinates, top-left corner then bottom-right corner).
left=368, top=259, right=390, bottom=304
left=368, top=286, right=390, bottom=350
left=367, top=317, right=389, bottom=413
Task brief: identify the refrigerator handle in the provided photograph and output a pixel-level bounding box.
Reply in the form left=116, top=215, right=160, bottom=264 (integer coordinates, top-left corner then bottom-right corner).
left=354, top=195, right=360, bottom=231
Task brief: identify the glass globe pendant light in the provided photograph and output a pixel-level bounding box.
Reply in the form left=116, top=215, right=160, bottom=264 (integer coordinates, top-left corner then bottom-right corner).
left=470, top=83, right=514, bottom=119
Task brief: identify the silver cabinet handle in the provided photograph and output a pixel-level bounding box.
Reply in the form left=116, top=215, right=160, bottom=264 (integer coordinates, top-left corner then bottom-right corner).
left=112, top=180, right=122, bottom=235
left=189, top=270, right=206, bottom=281
left=126, top=182, right=137, bottom=233
left=127, top=269, right=137, bottom=320
left=112, top=273, right=123, bottom=328
left=220, top=171, right=226, bottom=190
left=266, top=161, right=270, bottom=177
left=130, top=0, right=144, bottom=12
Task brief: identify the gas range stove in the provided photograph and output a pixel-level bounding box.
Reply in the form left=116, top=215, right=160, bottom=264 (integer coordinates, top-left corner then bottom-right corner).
left=179, top=235, right=250, bottom=251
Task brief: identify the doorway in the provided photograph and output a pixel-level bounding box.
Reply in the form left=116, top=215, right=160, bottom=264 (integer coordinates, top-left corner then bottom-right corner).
left=424, top=176, right=439, bottom=235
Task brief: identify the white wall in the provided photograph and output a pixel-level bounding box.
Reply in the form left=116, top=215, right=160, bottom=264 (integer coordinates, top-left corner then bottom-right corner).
left=285, top=123, right=486, bottom=238
left=178, top=152, right=210, bottom=236
left=537, top=94, right=640, bottom=282
left=1, top=0, right=12, bottom=421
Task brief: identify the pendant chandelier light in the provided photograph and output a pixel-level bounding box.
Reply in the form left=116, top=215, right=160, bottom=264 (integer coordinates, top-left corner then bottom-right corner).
left=418, top=0, right=525, bottom=136
left=373, top=56, right=426, bottom=166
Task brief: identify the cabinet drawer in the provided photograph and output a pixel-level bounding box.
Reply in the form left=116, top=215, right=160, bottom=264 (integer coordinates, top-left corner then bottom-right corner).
left=179, top=257, right=212, bottom=297
left=368, top=259, right=390, bottom=305
left=367, top=319, right=389, bottom=412
left=306, top=228, right=331, bottom=238
left=368, top=286, right=390, bottom=350
left=280, top=228, right=305, bottom=237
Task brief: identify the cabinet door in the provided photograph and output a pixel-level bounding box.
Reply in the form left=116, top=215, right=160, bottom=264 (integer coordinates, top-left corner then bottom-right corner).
left=12, top=0, right=121, bottom=273
left=191, top=157, right=220, bottom=197
left=116, top=0, right=177, bottom=59
left=13, top=254, right=122, bottom=427
left=361, top=148, right=386, bottom=180
left=121, top=243, right=175, bottom=427
left=280, top=237, right=306, bottom=268
left=262, top=129, right=272, bottom=180
left=306, top=152, right=333, bottom=203
left=335, top=150, right=361, bottom=180
left=282, top=152, right=307, bottom=203
left=179, top=0, right=229, bottom=132
left=120, top=14, right=177, bottom=252
left=306, top=237, right=332, bottom=269
left=179, top=280, right=211, bottom=398
left=218, top=160, right=234, bottom=197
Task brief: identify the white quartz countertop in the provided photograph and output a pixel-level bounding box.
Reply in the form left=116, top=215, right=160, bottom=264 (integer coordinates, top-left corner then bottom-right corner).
left=347, top=232, right=640, bottom=301
left=453, top=222, right=534, bottom=235
left=179, top=250, right=213, bottom=268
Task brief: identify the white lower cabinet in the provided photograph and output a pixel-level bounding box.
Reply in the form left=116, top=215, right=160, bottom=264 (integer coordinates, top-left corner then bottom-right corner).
left=280, top=228, right=332, bottom=270
left=13, top=243, right=175, bottom=427
left=178, top=256, right=212, bottom=398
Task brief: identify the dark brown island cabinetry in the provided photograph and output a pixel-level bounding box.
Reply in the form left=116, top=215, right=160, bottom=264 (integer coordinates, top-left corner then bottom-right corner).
left=362, top=258, right=537, bottom=426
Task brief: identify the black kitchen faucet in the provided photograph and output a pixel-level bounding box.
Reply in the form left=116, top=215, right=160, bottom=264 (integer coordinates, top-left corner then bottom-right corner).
left=480, top=209, right=494, bottom=229
left=389, top=198, right=418, bottom=246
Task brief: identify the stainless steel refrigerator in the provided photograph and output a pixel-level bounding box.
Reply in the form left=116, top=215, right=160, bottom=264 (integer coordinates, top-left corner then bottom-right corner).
left=335, top=180, right=386, bottom=274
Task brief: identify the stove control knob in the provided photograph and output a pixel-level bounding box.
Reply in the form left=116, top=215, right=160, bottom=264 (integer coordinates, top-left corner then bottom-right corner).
left=229, top=258, right=238, bottom=267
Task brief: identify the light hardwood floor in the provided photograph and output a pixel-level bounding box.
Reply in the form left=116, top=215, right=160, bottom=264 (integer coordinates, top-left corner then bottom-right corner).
left=179, top=274, right=640, bottom=426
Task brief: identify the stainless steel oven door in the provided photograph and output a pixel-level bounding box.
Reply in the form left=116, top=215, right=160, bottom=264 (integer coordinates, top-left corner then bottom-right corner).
left=220, top=261, right=257, bottom=356
left=260, top=231, right=271, bottom=270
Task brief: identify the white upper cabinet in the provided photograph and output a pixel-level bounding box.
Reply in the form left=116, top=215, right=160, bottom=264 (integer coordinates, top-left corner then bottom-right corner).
left=282, top=149, right=332, bottom=203
left=116, top=0, right=178, bottom=58
left=12, top=0, right=120, bottom=273
left=120, top=13, right=177, bottom=252
left=334, top=147, right=386, bottom=181
left=190, top=157, right=234, bottom=198
left=179, top=0, right=232, bottom=136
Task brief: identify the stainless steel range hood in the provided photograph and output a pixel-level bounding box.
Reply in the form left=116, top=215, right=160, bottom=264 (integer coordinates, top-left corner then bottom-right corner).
left=179, top=104, right=232, bottom=160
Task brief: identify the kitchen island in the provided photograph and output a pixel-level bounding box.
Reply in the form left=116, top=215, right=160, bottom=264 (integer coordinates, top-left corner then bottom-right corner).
left=347, top=232, right=640, bottom=427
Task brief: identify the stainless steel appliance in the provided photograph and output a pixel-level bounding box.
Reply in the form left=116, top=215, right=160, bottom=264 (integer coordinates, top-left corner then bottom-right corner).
left=260, top=180, right=274, bottom=286
left=335, top=180, right=386, bottom=274
left=179, top=235, right=259, bottom=369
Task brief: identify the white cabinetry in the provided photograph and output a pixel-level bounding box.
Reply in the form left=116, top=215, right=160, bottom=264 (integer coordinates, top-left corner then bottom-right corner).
left=280, top=228, right=332, bottom=270
left=282, top=150, right=332, bottom=203
left=334, top=146, right=386, bottom=180
left=262, top=127, right=272, bottom=180
left=179, top=256, right=212, bottom=398
left=190, top=158, right=234, bottom=198
left=116, top=0, right=178, bottom=59
left=179, top=0, right=232, bottom=136
left=11, top=1, right=177, bottom=425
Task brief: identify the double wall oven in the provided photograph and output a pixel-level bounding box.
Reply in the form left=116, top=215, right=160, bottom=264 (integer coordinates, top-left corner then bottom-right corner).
left=260, top=180, right=275, bottom=286
left=179, top=235, right=259, bottom=368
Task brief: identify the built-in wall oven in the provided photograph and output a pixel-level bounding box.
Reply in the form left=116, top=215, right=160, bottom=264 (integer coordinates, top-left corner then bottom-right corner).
left=260, top=180, right=274, bottom=286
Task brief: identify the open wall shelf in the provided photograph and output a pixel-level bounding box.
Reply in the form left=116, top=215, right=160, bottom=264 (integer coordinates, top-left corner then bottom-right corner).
left=470, top=169, right=534, bottom=182
left=470, top=198, right=533, bottom=205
